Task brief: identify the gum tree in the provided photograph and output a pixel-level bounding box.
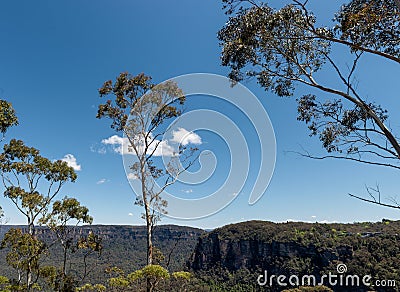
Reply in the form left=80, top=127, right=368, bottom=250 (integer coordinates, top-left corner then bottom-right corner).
left=97, top=72, right=197, bottom=272
left=40, top=197, right=96, bottom=290
left=0, top=139, right=77, bottom=290
left=218, top=0, right=400, bottom=208
left=0, top=139, right=77, bottom=235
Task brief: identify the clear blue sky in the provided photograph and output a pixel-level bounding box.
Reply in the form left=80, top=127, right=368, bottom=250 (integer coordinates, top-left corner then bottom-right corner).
left=0, top=0, right=399, bottom=229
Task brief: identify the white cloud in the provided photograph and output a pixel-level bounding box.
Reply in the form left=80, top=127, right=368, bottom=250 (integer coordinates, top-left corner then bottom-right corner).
left=171, top=128, right=202, bottom=146
left=311, top=215, right=317, bottom=219
left=97, top=178, right=107, bottom=185
left=62, top=154, right=81, bottom=171
left=153, top=140, right=176, bottom=156
left=127, top=173, right=138, bottom=180
left=90, top=145, right=106, bottom=154
left=102, top=134, right=176, bottom=157
left=128, top=213, right=133, bottom=216
left=101, top=128, right=202, bottom=157
left=102, top=135, right=124, bottom=145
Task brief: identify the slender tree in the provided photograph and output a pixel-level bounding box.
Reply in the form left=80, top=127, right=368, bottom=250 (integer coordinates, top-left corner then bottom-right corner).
left=40, top=197, right=95, bottom=290
left=97, top=72, right=197, bottom=291
left=76, top=231, right=103, bottom=284
left=218, top=0, right=400, bottom=208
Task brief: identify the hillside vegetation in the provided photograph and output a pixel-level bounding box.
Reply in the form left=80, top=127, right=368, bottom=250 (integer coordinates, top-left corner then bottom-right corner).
left=1, top=220, right=399, bottom=291
left=189, top=220, right=400, bottom=291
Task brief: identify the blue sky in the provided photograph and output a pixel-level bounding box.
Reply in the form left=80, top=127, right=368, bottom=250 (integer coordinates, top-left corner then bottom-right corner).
left=0, top=0, right=399, bottom=229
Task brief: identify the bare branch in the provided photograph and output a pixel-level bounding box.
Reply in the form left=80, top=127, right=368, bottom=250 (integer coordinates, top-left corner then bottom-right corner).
left=349, top=193, right=400, bottom=209
left=287, top=150, right=400, bottom=170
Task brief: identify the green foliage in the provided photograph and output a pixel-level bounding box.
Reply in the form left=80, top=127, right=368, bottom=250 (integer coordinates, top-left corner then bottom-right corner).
left=0, top=228, right=46, bottom=288
left=108, top=276, right=130, bottom=289
left=86, top=265, right=193, bottom=291
left=97, top=72, right=153, bottom=132
left=0, top=276, right=9, bottom=285
left=41, top=197, right=93, bottom=228
left=0, top=275, right=10, bottom=292
left=76, top=283, right=106, bottom=292
left=1, top=139, right=76, bottom=183
left=335, top=0, right=400, bottom=56
left=219, top=1, right=331, bottom=95
left=0, top=100, right=18, bottom=137
left=172, top=271, right=191, bottom=280
left=97, top=72, right=185, bottom=132
left=127, top=270, right=143, bottom=282
left=77, top=231, right=102, bottom=253
left=141, top=264, right=170, bottom=279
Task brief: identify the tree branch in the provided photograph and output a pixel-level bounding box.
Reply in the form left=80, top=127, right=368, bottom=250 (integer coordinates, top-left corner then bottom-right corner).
left=348, top=193, right=400, bottom=209
left=288, top=150, right=400, bottom=169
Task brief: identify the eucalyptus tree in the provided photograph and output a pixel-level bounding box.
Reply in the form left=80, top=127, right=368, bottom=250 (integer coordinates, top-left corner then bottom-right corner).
left=40, top=197, right=96, bottom=290
left=97, top=72, right=197, bottom=270
left=0, top=139, right=77, bottom=290
left=0, top=139, right=77, bottom=235
left=1, top=228, right=44, bottom=290
left=218, top=0, right=400, bottom=208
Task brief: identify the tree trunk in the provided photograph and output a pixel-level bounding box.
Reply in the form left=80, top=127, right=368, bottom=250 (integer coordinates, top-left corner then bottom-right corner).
left=145, top=204, right=153, bottom=292
left=61, top=243, right=68, bottom=292
left=27, top=219, right=34, bottom=291
left=147, top=221, right=153, bottom=266
left=27, top=270, right=32, bottom=292
left=28, top=222, right=34, bottom=236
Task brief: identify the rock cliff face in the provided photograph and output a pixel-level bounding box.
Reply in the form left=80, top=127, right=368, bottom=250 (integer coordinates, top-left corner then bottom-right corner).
left=190, top=231, right=352, bottom=273
left=188, top=220, right=399, bottom=275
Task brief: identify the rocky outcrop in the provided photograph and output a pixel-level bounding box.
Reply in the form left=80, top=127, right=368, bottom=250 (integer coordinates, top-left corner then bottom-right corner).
left=189, top=231, right=352, bottom=272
